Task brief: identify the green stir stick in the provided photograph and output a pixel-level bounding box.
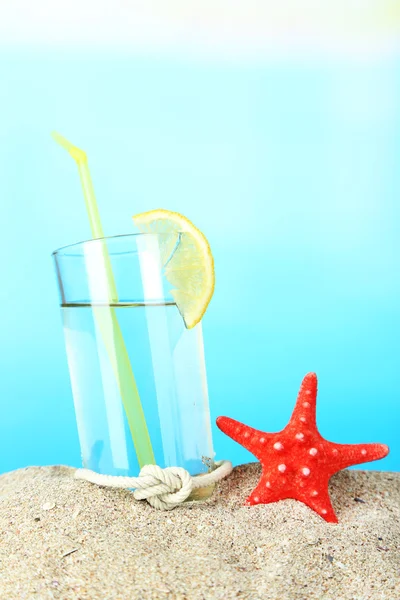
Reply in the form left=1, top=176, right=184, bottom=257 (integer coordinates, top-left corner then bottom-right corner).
left=53, top=132, right=155, bottom=468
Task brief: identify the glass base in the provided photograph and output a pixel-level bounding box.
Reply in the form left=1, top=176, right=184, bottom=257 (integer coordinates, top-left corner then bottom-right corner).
left=187, top=467, right=216, bottom=502
left=187, top=483, right=215, bottom=502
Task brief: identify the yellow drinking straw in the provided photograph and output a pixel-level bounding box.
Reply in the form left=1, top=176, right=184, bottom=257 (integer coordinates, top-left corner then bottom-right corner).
left=52, top=132, right=155, bottom=468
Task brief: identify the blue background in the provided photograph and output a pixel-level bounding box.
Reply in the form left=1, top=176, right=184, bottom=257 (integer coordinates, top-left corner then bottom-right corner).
left=0, top=50, right=399, bottom=473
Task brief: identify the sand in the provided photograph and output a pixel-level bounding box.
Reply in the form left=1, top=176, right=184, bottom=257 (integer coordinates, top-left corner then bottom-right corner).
left=0, top=464, right=399, bottom=600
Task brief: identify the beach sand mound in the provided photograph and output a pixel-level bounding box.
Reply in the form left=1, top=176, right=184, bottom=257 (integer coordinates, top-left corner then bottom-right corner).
left=0, top=464, right=399, bottom=599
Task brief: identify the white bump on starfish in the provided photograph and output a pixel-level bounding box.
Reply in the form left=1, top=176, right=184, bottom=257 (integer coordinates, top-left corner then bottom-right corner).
left=244, top=431, right=250, bottom=438
left=321, top=509, right=328, bottom=515
left=311, top=490, right=318, bottom=497
left=309, top=448, right=318, bottom=456
left=361, top=449, right=367, bottom=456
left=332, top=449, right=339, bottom=456
left=278, top=464, right=287, bottom=473
left=305, top=390, right=312, bottom=395
left=300, top=417, right=307, bottom=423
left=302, top=467, right=311, bottom=476
left=273, top=442, right=284, bottom=451
left=259, top=437, right=266, bottom=443
left=295, top=432, right=305, bottom=441
left=303, top=401, right=310, bottom=408
left=266, top=481, right=271, bottom=488
left=253, top=496, right=259, bottom=503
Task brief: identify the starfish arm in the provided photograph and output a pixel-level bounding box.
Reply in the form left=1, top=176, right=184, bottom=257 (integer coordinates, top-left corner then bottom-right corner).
left=216, top=416, right=273, bottom=460
left=300, top=485, right=338, bottom=523
left=244, top=479, right=277, bottom=506
left=289, top=372, right=318, bottom=428
left=327, top=442, right=389, bottom=472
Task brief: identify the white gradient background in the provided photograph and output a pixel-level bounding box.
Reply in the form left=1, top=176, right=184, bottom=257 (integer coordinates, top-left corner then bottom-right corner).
left=1, top=1, right=400, bottom=59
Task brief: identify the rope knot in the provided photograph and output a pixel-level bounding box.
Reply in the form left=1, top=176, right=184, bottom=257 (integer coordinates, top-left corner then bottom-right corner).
left=74, top=460, right=233, bottom=511
left=133, top=465, right=194, bottom=510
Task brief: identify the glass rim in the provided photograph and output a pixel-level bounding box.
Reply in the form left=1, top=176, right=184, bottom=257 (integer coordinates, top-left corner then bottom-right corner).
left=52, top=232, right=182, bottom=257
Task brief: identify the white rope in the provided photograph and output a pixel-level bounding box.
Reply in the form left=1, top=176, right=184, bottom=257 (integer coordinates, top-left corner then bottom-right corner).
left=74, top=460, right=233, bottom=511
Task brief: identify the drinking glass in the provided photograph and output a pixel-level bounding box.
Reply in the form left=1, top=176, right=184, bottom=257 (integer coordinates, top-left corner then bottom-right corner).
left=53, top=233, right=215, bottom=495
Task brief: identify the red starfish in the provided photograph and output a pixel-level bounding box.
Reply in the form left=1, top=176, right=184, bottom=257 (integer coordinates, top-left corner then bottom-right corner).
left=216, top=373, right=389, bottom=523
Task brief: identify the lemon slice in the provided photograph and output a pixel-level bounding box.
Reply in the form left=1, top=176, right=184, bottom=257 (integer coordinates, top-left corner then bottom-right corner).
left=133, top=209, right=215, bottom=329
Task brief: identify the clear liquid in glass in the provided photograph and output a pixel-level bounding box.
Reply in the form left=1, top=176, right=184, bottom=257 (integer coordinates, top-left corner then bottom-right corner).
left=62, top=302, right=215, bottom=492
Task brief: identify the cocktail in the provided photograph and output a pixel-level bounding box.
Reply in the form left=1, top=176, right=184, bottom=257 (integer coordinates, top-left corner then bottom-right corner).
left=52, top=134, right=219, bottom=502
